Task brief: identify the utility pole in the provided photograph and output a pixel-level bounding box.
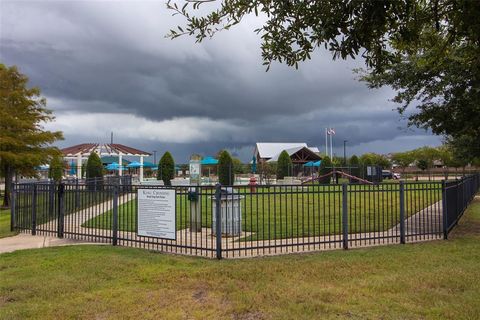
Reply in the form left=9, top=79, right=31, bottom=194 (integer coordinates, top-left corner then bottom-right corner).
left=153, top=150, right=157, bottom=164
left=343, top=140, right=348, bottom=166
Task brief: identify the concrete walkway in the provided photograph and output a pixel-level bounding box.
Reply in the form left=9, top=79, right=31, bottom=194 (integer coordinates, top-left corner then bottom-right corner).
left=0, top=233, right=98, bottom=254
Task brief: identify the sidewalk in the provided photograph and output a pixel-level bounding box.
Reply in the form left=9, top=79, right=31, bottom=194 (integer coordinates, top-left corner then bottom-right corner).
left=0, top=233, right=99, bottom=254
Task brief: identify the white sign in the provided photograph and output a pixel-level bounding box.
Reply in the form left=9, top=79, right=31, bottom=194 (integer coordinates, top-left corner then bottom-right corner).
left=137, top=189, right=176, bottom=240
left=189, top=162, right=200, bottom=175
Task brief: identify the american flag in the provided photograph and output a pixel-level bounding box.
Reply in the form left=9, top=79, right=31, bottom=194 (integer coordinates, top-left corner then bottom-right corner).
left=327, top=128, right=335, bottom=135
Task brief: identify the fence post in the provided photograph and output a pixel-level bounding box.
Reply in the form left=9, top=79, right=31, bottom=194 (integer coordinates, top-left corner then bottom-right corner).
left=10, top=184, right=15, bottom=232
left=31, top=184, right=37, bottom=236
left=57, top=183, right=65, bottom=238
left=442, top=180, right=448, bottom=240
left=112, top=184, right=119, bottom=246
left=215, top=184, right=222, bottom=259
left=399, top=181, right=406, bottom=244
left=48, top=180, right=55, bottom=218
left=75, top=178, right=80, bottom=208
left=342, top=183, right=348, bottom=250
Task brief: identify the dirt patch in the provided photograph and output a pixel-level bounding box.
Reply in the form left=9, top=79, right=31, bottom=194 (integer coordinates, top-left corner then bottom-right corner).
left=192, top=286, right=208, bottom=303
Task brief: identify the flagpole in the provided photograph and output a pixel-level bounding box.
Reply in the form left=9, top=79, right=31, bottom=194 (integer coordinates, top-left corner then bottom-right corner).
left=330, top=131, right=333, bottom=159
left=325, top=128, right=328, bottom=157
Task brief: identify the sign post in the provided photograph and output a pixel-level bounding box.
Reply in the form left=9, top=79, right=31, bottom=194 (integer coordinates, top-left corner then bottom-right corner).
left=189, top=154, right=202, bottom=232
left=137, top=189, right=176, bottom=240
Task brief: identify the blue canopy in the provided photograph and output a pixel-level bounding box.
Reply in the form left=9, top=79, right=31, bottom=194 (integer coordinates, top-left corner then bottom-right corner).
left=69, top=160, right=76, bottom=175
left=200, top=157, right=218, bottom=165
left=143, top=161, right=157, bottom=168
left=303, top=160, right=321, bottom=167
left=303, top=161, right=315, bottom=167
left=251, top=156, right=257, bottom=173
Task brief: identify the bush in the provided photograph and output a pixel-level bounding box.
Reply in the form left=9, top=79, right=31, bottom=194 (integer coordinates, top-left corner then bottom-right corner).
left=318, top=156, right=332, bottom=184
left=218, top=150, right=234, bottom=185
left=48, top=155, right=64, bottom=182
left=86, top=152, right=103, bottom=179
left=276, top=150, right=292, bottom=179
left=349, top=155, right=360, bottom=183
left=157, top=151, right=175, bottom=186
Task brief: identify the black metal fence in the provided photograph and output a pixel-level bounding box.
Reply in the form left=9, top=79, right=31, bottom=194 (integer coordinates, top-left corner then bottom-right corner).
left=10, top=174, right=479, bottom=259
left=443, top=174, right=480, bottom=235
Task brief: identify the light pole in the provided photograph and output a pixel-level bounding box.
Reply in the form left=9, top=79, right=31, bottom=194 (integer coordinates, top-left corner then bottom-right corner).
left=153, top=150, right=157, bottom=164
left=343, top=140, right=348, bottom=166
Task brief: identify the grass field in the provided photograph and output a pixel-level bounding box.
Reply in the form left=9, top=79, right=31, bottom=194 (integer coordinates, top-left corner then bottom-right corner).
left=1, top=196, right=479, bottom=319
left=0, top=208, right=17, bottom=239
left=83, top=184, right=442, bottom=240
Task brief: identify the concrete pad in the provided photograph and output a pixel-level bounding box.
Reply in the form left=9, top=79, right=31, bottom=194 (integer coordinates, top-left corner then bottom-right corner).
left=0, top=233, right=99, bottom=254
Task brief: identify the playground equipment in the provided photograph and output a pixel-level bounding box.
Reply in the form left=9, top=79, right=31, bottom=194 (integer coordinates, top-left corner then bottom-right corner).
left=302, top=170, right=373, bottom=185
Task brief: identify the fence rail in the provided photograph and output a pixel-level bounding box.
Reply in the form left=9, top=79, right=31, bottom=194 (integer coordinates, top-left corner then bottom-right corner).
left=11, top=174, right=480, bottom=259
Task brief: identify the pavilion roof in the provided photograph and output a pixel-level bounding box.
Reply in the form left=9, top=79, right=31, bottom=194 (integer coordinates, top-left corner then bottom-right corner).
left=61, top=143, right=151, bottom=157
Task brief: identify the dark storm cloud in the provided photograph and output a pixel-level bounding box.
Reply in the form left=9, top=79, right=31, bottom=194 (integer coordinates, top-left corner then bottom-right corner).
left=0, top=0, right=441, bottom=162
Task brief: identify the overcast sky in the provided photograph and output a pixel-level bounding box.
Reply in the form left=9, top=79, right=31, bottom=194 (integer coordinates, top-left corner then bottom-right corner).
left=0, top=0, right=442, bottom=163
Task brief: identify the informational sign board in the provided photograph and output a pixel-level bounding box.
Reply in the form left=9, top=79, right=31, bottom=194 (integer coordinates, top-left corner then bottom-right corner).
left=137, top=189, right=176, bottom=240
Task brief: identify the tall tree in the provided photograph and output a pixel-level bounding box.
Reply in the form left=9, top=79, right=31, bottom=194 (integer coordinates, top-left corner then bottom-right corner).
left=169, top=0, right=480, bottom=155
left=218, top=150, right=234, bottom=185
left=349, top=155, right=360, bottom=183
left=318, top=156, right=332, bottom=184
left=48, top=155, right=64, bottom=182
left=158, top=151, right=175, bottom=186
left=85, top=152, right=103, bottom=180
left=0, top=64, right=63, bottom=207
left=276, top=150, right=292, bottom=180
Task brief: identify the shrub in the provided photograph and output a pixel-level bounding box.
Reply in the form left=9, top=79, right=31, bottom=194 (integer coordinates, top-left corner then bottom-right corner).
left=86, top=152, right=103, bottom=179
left=318, top=156, right=332, bottom=184
left=48, top=155, right=64, bottom=182
left=158, top=151, right=175, bottom=186
left=349, top=155, right=360, bottom=183
left=276, top=150, right=292, bottom=179
left=218, top=150, right=234, bottom=185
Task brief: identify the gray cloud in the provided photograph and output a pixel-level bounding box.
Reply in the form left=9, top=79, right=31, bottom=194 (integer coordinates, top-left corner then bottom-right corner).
left=0, top=0, right=441, bottom=162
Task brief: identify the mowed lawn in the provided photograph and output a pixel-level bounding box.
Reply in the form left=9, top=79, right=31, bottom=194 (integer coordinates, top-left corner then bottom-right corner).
left=83, top=183, right=442, bottom=240
left=0, top=208, right=17, bottom=239
left=0, top=196, right=479, bottom=319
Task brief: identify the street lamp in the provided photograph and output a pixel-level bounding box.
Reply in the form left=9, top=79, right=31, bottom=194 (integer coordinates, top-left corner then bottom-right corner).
left=343, top=140, right=348, bottom=166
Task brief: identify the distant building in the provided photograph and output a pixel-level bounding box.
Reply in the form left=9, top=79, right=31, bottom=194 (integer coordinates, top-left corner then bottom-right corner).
left=254, top=142, right=321, bottom=165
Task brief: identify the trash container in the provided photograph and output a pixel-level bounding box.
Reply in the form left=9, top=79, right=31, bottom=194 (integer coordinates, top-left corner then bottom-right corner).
left=212, top=187, right=244, bottom=236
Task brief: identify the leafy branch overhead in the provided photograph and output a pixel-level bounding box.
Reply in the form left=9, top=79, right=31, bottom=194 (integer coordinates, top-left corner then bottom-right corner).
left=167, top=0, right=480, bottom=157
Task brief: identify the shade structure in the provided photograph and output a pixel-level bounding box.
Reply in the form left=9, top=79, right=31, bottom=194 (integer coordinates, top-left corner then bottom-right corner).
left=200, top=157, right=218, bottom=165
left=313, top=160, right=321, bottom=167
left=251, top=156, right=257, bottom=173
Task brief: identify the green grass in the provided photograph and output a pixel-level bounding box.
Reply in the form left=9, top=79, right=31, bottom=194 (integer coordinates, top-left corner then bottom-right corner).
left=1, top=196, right=479, bottom=319
left=14, top=188, right=113, bottom=227
left=83, top=184, right=441, bottom=240
left=0, top=208, right=17, bottom=239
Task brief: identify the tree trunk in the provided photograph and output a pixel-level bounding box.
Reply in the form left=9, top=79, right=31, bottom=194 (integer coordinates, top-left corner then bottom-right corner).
left=2, top=164, right=13, bottom=208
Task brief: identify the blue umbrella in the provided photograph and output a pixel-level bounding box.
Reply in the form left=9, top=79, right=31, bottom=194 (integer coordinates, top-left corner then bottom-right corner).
left=200, top=157, right=218, bottom=165
left=127, top=161, right=142, bottom=168
left=106, top=162, right=123, bottom=170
